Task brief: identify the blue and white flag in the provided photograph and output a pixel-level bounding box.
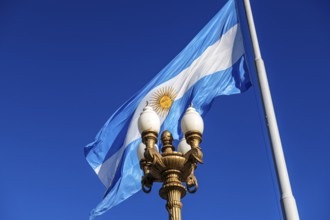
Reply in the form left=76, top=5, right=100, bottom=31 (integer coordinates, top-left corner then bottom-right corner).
left=85, top=0, right=251, bottom=218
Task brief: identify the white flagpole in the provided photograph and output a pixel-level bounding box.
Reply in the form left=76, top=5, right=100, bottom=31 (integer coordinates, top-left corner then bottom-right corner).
left=242, top=0, right=300, bottom=219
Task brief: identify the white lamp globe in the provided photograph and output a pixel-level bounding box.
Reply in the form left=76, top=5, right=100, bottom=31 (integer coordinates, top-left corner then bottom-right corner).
left=137, top=142, right=159, bottom=161
left=180, top=105, right=204, bottom=134
left=138, top=104, right=161, bottom=134
left=154, top=144, right=159, bottom=152
left=137, top=142, right=146, bottom=160
left=178, top=138, right=191, bottom=155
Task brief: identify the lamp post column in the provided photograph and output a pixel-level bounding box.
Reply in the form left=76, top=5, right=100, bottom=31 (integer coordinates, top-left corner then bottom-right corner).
left=160, top=169, right=185, bottom=220
left=158, top=132, right=186, bottom=220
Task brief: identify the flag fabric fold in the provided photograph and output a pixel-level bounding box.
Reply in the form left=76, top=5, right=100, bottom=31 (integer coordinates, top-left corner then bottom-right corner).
left=85, top=0, right=251, bottom=218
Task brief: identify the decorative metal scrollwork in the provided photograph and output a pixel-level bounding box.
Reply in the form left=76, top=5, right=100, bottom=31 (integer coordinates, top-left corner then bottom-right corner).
left=142, top=174, right=153, bottom=193
left=186, top=174, right=198, bottom=193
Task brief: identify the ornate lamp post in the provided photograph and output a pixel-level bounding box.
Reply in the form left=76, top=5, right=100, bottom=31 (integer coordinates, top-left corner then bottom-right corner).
left=137, top=104, right=204, bottom=220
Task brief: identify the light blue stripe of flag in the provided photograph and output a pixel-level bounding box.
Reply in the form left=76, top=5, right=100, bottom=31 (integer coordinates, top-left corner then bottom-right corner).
left=85, top=0, right=251, bottom=219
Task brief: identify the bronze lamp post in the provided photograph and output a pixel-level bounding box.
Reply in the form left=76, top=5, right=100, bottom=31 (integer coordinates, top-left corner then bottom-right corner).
left=137, top=104, right=204, bottom=220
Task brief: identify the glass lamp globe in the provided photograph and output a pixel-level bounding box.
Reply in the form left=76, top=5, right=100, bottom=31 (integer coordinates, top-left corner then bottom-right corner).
left=180, top=105, right=204, bottom=134
left=137, top=142, right=159, bottom=160
left=178, top=138, right=191, bottom=155
left=138, top=105, right=161, bottom=134
left=137, top=142, right=146, bottom=160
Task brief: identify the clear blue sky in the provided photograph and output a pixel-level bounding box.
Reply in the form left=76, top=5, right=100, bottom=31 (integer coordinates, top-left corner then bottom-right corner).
left=1, top=0, right=329, bottom=219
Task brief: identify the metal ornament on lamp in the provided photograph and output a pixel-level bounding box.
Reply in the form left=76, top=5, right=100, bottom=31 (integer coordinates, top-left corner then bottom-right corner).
left=138, top=104, right=204, bottom=220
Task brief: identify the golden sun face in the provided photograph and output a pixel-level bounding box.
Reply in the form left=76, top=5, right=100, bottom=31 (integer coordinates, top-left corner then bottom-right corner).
left=150, top=86, right=176, bottom=117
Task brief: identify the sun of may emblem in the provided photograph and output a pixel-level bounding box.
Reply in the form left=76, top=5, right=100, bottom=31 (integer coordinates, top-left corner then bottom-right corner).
left=150, top=86, right=177, bottom=117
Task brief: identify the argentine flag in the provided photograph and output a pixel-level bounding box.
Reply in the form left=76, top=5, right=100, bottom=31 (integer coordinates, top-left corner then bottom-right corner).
left=85, top=0, right=251, bottom=218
